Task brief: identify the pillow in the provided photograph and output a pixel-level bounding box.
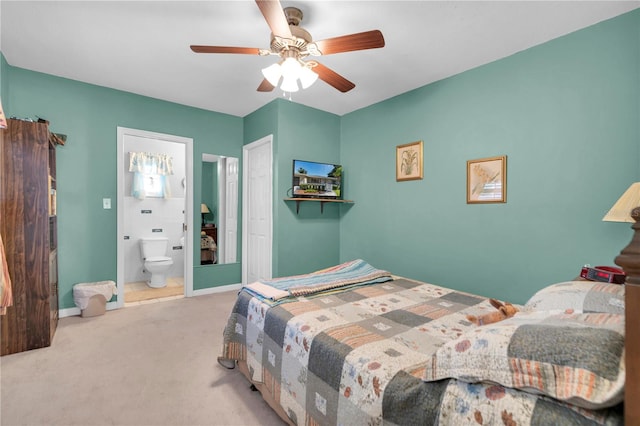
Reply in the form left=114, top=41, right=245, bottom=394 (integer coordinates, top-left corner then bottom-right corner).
left=525, top=281, right=624, bottom=314
left=423, top=311, right=625, bottom=409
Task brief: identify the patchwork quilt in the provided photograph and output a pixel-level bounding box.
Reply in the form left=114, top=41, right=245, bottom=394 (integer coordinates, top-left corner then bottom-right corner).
left=220, top=278, right=623, bottom=425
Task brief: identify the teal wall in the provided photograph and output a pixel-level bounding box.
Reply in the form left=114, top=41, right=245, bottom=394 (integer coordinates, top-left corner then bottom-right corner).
left=2, top=65, right=243, bottom=307
left=275, top=100, right=341, bottom=277
left=243, top=99, right=279, bottom=276
left=1, top=9, right=638, bottom=309
left=340, top=10, right=640, bottom=303
left=243, top=99, right=342, bottom=278
left=201, top=161, right=216, bottom=225
left=1, top=55, right=9, bottom=111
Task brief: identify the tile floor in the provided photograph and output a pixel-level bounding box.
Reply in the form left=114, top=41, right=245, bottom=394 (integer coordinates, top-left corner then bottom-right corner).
left=124, top=276, right=184, bottom=307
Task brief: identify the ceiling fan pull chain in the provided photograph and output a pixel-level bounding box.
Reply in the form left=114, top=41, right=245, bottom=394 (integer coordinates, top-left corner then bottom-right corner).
left=283, top=91, right=293, bottom=101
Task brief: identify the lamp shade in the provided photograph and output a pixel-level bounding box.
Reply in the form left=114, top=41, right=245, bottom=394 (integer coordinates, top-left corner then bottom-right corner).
left=201, top=203, right=211, bottom=214
left=280, top=75, right=299, bottom=92
left=602, top=182, right=640, bottom=223
left=261, top=63, right=282, bottom=86
left=281, top=57, right=301, bottom=78
left=299, top=66, right=319, bottom=89
left=261, top=57, right=317, bottom=93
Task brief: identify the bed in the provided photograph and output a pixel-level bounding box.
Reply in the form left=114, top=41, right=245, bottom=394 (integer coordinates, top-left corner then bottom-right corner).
left=218, top=212, right=640, bottom=425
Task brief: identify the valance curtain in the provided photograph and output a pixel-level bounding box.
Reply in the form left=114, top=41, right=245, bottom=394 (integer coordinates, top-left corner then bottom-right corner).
left=129, top=152, right=174, bottom=199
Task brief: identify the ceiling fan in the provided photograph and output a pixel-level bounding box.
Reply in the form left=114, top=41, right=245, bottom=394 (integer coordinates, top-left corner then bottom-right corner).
left=190, top=0, right=385, bottom=93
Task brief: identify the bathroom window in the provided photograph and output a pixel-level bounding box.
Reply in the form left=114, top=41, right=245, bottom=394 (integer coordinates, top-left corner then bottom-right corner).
left=143, top=173, right=164, bottom=198
left=129, top=152, right=173, bottom=200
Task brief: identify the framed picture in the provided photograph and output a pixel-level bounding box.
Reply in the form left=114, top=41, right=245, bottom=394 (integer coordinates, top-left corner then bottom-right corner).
left=396, top=141, right=423, bottom=181
left=467, top=155, right=507, bottom=203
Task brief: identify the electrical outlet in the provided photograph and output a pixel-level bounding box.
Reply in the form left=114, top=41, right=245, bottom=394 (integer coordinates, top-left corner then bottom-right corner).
left=103, top=198, right=111, bottom=209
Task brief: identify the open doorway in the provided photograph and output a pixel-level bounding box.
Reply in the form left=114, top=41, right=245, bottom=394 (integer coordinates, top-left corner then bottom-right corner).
left=116, top=127, right=193, bottom=307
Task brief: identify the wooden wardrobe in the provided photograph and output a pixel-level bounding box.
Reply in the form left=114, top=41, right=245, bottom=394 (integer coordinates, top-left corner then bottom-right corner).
left=0, top=118, right=59, bottom=355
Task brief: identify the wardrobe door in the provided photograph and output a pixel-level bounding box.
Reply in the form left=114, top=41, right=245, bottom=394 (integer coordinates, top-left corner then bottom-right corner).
left=1, top=119, right=55, bottom=355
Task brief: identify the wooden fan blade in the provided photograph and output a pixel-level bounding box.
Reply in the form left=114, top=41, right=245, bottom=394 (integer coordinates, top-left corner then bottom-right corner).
left=255, top=0, right=292, bottom=39
left=313, top=62, right=355, bottom=93
left=314, top=30, right=385, bottom=55
left=190, top=45, right=261, bottom=55
left=257, top=79, right=275, bottom=92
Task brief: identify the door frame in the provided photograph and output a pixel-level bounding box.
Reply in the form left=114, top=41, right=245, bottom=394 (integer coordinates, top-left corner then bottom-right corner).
left=116, top=127, right=194, bottom=308
left=242, top=135, right=273, bottom=285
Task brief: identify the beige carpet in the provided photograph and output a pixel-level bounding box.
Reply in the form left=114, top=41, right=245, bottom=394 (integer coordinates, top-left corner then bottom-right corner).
left=0, top=291, right=285, bottom=426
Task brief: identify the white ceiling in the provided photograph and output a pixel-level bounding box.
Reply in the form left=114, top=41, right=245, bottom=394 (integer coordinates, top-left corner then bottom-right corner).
left=1, top=1, right=638, bottom=117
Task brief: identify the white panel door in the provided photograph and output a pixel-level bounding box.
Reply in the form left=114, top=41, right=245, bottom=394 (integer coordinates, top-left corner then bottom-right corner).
left=243, top=136, right=272, bottom=284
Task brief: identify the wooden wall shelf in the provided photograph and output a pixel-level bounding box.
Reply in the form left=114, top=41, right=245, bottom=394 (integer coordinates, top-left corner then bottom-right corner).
left=284, top=198, right=354, bottom=214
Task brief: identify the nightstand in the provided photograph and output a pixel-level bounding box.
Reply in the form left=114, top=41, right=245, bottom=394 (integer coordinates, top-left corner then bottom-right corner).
left=202, top=225, right=217, bottom=242
left=200, top=225, right=217, bottom=265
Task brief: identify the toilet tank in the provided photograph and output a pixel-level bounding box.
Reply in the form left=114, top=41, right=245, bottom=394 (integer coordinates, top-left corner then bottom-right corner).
left=140, top=237, right=169, bottom=259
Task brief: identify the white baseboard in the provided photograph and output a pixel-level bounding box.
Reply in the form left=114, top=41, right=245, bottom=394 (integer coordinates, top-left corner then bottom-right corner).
left=58, top=307, right=81, bottom=318
left=193, top=283, right=242, bottom=296
left=58, top=301, right=119, bottom=319
left=58, top=286, right=241, bottom=318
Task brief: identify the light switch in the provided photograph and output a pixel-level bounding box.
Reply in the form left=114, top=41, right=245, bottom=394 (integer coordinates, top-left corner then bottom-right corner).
left=103, top=198, right=111, bottom=209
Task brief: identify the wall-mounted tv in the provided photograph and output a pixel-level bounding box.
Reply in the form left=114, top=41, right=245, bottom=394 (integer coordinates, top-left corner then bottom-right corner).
left=292, top=160, right=343, bottom=199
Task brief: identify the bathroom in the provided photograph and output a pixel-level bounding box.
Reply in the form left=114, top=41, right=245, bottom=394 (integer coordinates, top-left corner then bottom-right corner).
left=122, top=135, right=186, bottom=303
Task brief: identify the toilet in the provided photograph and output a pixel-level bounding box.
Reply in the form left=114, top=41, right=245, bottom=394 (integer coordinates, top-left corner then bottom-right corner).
left=140, top=237, right=174, bottom=288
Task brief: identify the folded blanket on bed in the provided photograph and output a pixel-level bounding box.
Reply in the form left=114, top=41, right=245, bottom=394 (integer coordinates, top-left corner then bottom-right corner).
left=243, top=259, right=392, bottom=304
left=241, top=281, right=290, bottom=301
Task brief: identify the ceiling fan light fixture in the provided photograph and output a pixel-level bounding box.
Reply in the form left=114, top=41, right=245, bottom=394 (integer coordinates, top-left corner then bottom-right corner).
left=280, top=74, right=300, bottom=92
left=261, top=63, right=282, bottom=86
left=280, top=57, right=301, bottom=79
left=299, top=65, right=318, bottom=89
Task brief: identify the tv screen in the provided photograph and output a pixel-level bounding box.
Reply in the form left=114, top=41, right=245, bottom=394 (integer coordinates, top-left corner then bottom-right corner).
left=292, top=160, right=343, bottom=199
